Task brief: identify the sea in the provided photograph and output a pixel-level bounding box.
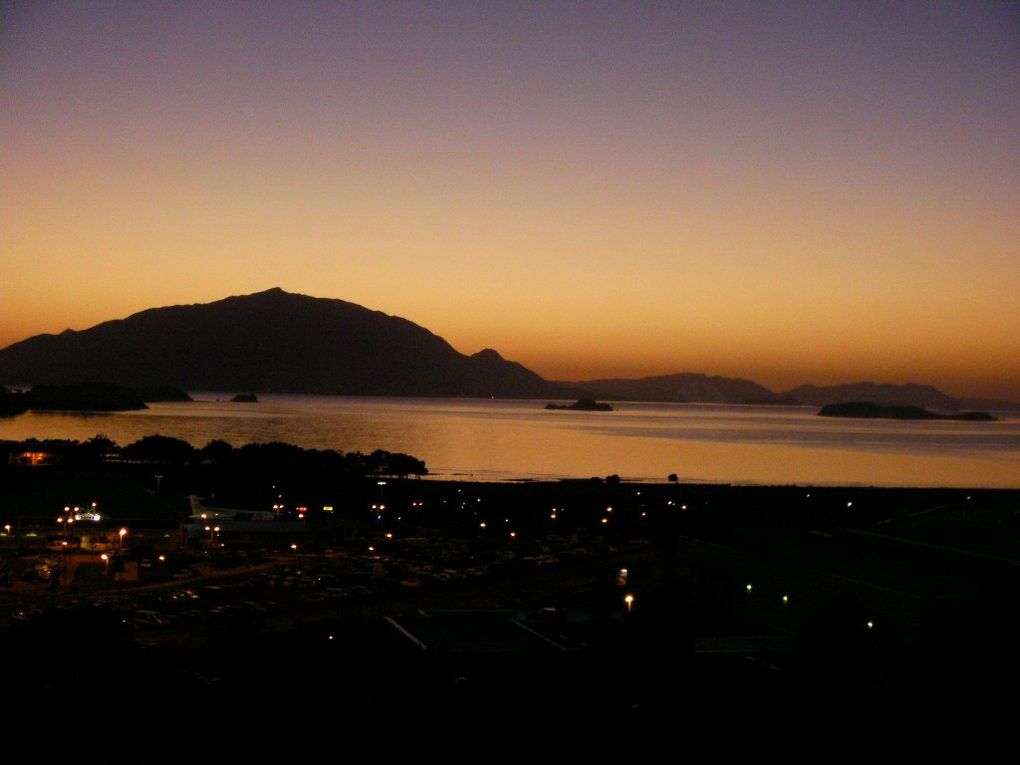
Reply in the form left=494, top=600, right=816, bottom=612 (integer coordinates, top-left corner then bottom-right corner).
left=1, top=395, right=1018, bottom=488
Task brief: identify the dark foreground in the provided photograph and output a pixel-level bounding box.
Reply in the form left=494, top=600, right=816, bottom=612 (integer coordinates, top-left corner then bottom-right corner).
left=2, top=475, right=1019, bottom=758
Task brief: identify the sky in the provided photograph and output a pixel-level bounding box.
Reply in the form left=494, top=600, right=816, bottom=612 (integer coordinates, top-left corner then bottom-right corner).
left=2, top=1, right=1018, bottom=399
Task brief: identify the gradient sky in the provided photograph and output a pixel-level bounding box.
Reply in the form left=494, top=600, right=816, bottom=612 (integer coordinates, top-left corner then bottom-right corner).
left=2, top=1, right=1018, bottom=399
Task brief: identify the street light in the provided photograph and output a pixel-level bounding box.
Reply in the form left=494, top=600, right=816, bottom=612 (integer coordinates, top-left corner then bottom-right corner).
left=54, top=527, right=71, bottom=588
left=118, top=528, right=127, bottom=549
left=624, top=594, right=635, bottom=613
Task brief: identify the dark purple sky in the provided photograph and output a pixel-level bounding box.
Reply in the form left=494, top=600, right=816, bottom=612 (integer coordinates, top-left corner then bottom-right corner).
left=3, top=1, right=1018, bottom=397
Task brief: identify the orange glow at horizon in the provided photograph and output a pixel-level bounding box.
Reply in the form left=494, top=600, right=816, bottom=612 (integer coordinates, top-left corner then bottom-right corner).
left=2, top=3, right=1018, bottom=401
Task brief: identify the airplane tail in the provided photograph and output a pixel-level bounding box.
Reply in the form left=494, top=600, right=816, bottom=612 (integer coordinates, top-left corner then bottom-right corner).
left=188, top=495, right=207, bottom=519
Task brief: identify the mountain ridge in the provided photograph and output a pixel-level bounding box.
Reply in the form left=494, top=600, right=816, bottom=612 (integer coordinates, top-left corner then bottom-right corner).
left=0, top=289, right=1014, bottom=409
left=0, top=288, right=569, bottom=399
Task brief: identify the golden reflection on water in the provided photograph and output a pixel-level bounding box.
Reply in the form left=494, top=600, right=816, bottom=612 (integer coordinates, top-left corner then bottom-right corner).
left=0, top=397, right=1017, bottom=487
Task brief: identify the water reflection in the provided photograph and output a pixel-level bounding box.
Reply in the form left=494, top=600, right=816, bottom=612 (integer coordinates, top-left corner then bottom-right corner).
left=0, top=397, right=1016, bottom=487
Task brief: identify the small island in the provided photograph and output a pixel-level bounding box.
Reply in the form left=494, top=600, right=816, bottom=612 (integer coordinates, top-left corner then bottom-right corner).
left=25, top=382, right=148, bottom=412
left=819, top=402, right=996, bottom=421
left=2, top=382, right=195, bottom=416
left=230, top=393, right=258, bottom=403
left=545, top=398, right=613, bottom=412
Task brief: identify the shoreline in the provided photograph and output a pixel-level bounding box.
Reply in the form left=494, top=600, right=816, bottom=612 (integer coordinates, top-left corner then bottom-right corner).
left=3, top=398, right=1018, bottom=489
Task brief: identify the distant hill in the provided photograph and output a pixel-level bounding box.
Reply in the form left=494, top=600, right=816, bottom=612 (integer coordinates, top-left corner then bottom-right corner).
left=0, top=289, right=570, bottom=399
left=0, top=382, right=148, bottom=415
left=783, top=382, right=1016, bottom=412
left=819, top=402, right=997, bottom=421
left=574, top=372, right=775, bottom=404
left=786, top=382, right=958, bottom=409
left=1, top=289, right=1014, bottom=409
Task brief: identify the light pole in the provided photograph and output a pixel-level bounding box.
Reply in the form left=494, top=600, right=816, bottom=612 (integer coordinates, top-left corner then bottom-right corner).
left=60, top=540, right=70, bottom=588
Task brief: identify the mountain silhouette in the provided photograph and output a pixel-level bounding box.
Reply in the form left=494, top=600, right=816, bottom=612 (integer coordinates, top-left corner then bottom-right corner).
left=785, top=382, right=957, bottom=409
left=0, top=289, right=568, bottom=398
left=574, top=372, right=774, bottom=404
left=1, top=289, right=1014, bottom=409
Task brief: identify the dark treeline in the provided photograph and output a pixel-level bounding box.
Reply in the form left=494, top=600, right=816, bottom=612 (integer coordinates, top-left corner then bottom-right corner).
left=3, top=433, right=427, bottom=478
left=1, top=434, right=427, bottom=527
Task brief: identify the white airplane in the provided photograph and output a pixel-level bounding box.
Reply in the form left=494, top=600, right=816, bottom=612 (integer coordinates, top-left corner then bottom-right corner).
left=188, top=495, right=275, bottom=522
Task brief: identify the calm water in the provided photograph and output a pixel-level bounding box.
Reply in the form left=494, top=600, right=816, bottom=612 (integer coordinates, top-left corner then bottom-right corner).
left=1, top=396, right=1018, bottom=488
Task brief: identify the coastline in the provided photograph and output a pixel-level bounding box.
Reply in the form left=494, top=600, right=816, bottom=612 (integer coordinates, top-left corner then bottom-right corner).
left=2, top=397, right=1017, bottom=488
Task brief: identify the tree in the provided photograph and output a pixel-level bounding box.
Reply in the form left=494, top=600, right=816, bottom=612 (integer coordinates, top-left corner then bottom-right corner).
left=84, top=434, right=117, bottom=452
left=199, top=439, right=233, bottom=464
left=122, top=434, right=195, bottom=463
left=386, top=452, right=428, bottom=478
